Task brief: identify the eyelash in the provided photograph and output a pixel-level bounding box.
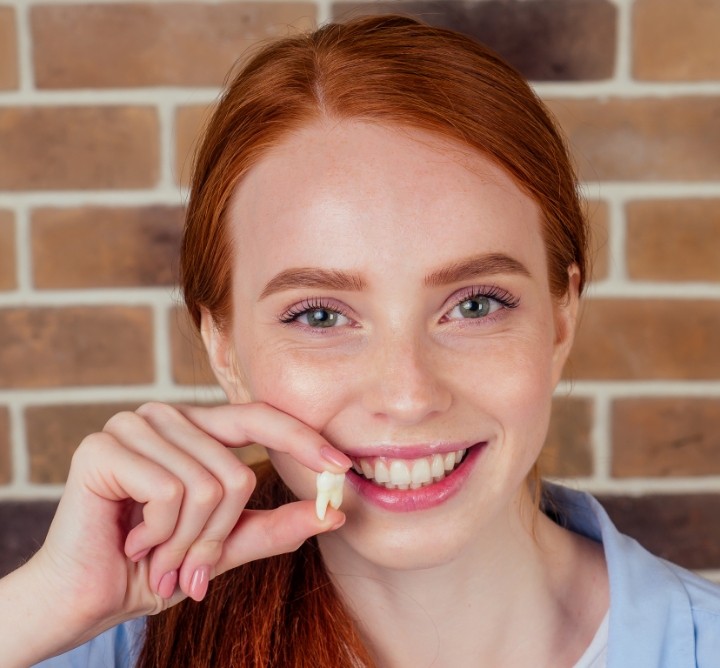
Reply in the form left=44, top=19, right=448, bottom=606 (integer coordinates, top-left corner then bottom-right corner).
left=278, top=298, right=351, bottom=325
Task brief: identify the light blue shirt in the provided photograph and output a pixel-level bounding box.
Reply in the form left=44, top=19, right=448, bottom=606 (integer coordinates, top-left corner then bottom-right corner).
left=34, top=486, right=720, bottom=667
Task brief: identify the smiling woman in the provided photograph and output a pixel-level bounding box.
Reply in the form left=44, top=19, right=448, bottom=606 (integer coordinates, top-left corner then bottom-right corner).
left=2, top=14, right=719, bottom=668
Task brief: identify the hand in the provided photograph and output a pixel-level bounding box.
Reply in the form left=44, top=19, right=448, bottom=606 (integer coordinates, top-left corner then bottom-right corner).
left=25, top=402, right=349, bottom=653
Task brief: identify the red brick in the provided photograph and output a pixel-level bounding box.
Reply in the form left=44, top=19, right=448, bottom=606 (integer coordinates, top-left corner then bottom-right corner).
left=0, top=407, right=10, bottom=485
left=539, top=396, right=593, bottom=477
left=567, top=299, right=720, bottom=380
left=0, top=307, right=154, bottom=388
left=170, top=307, right=217, bottom=386
left=0, top=107, right=158, bottom=190
left=612, top=398, right=720, bottom=478
left=547, top=97, right=720, bottom=181
left=175, top=105, right=215, bottom=187
left=32, top=3, right=316, bottom=88
left=626, top=200, right=720, bottom=282
left=32, top=206, right=183, bottom=289
left=633, top=0, right=720, bottom=81
left=0, top=6, right=18, bottom=90
left=598, top=494, right=720, bottom=570
left=0, top=210, right=16, bottom=290
left=587, top=199, right=609, bottom=281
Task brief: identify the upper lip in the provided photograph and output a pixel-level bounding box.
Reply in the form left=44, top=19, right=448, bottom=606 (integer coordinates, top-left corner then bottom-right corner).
left=340, top=441, right=481, bottom=460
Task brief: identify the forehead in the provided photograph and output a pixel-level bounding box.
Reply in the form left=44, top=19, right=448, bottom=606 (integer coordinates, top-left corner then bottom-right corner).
left=226, top=120, right=546, bottom=285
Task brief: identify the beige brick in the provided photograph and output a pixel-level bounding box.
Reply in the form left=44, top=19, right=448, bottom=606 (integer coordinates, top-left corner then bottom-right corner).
left=567, top=299, right=720, bottom=380
left=539, top=397, right=593, bottom=478
left=0, top=210, right=16, bottom=290
left=175, top=105, right=215, bottom=187
left=0, top=107, right=158, bottom=190
left=612, top=398, right=720, bottom=478
left=626, top=199, right=720, bottom=282
left=32, top=206, right=183, bottom=288
left=170, top=307, right=217, bottom=386
left=32, top=3, right=316, bottom=88
left=0, top=407, right=10, bottom=485
left=547, top=97, right=720, bottom=181
left=633, top=0, right=720, bottom=80
left=0, top=6, right=18, bottom=90
left=0, top=307, right=154, bottom=388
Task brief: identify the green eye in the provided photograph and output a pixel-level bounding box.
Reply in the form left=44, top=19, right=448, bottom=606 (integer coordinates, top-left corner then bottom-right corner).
left=456, top=296, right=492, bottom=318
left=302, top=308, right=342, bottom=327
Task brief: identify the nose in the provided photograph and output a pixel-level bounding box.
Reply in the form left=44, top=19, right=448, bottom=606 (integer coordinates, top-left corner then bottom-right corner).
left=361, top=332, right=452, bottom=426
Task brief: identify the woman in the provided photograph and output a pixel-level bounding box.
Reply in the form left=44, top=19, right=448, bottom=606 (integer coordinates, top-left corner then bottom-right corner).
left=3, top=15, right=719, bottom=667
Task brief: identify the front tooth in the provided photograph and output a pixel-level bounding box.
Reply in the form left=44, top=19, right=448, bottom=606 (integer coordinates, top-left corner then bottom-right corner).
left=374, top=460, right=390, bottom=483
left=411, top=458, right=431, bottom=486
left=431, top=454, right=444, bottom=479
left=443, top=451, right=456, bottom=471
left=389, top=460, right=411, bottom=486
left=316, top=491, right=330, bottom=520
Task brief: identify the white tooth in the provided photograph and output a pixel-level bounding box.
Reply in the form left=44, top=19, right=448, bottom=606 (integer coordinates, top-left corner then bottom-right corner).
left=431, top=454, right=444, bottom=479
left=329, top=483, right=344, bottom=510
left=410, top=482, right=422, bottom=489
left=374, top=460, right=390, bottom=483
left=317, top=471, right=336, bottom=492
left=389, top=460, right=411, bottom=486
left=397, top=484, right=409, bottom=490
left=316, top=471, right=345, bottom=520
left=443, top=451, right=457, bottom=471
left=360, top=459, right=375, bottom=479
left=456, top=449, right=466, bottom=462
left=352, top=462, right=363, bottom=475
left=316, top=491, right=330, bottom=521
left=411, top=458, right=432, bottom=486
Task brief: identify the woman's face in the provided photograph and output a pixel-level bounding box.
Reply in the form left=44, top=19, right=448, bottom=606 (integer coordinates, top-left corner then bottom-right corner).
left=210, top=120, right=578, bottom=570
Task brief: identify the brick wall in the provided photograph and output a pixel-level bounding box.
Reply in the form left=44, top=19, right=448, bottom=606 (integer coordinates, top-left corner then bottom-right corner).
left=1, top=0, right=719, bottom=577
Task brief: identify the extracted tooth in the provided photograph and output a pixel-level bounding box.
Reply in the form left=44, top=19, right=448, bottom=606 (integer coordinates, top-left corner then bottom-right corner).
left=315, top=471, right=345, bottom=521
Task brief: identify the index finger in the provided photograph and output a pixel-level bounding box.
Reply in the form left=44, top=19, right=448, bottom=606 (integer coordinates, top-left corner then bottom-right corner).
left=172, top=403, right=351, bottom=473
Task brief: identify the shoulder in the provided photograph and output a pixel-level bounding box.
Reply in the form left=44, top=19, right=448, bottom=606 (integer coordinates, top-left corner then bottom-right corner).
left=32, top=617, right=145, bottom=668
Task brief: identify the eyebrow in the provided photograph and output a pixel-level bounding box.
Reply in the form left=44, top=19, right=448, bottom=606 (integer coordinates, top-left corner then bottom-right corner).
left=259, top=267, right=366, bottom=299
left=424, top=252, right=531, bottom=287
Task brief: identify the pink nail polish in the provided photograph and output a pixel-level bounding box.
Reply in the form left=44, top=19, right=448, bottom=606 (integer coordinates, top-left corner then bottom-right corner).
left=157, top=570, right=178, bottom=599
left=321, top=446, right=352, bottom=470
left=190, top=566, right=210, bottom=601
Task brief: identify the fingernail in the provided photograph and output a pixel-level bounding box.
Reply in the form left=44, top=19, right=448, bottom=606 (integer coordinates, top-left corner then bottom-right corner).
left=130, top=548, right=150, bottom=562
left=157, top=570, right=178, bottom=599
left=190, top=566, right=210, bottom=601
left=321, top=446, right=352, bottom=470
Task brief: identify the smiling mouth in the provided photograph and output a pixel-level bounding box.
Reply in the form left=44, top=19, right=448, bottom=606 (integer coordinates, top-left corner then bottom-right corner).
left=349, top=447, right=470, bottom=490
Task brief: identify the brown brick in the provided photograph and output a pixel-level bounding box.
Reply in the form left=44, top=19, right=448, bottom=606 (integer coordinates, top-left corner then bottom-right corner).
left=633, top=0, right=720, bottom=81
left=0, top=107, right=158, bottom=190
left=539, top=396, right=593, bottom=477
left=587, top=199, right=609, bottom=281
left=547, top=97, right=720, bottom=181
left=612, top=398, right=720, bottom=478
left=333, top=0, right=616, bottom=81
left=175, top=105, right=215, bottom=187
left=0, top=407, right=10, bottom=485
left=32, top=206, right=183, bottom=289
left=0, top=307, right=153, bottom=388
left=0, top=501, right=57, bottom=576
left=32, top=3, right=316, bottom=88
left=0, top=6, right=18, bottom=89
left=0, top=210, right=16, bottom=290
left=598, top=494, right=720, bottom=570
left=626, top=200, right=720, bottom=282
left=567, top=299, right=720, bottom=380
left=170, top=306, right=217, bottom=386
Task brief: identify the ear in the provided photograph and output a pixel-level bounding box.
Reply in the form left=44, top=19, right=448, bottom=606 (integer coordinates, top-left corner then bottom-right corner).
left=551, top=265, right=581, bottom=386
left=200, top=308, right=249, bottom=403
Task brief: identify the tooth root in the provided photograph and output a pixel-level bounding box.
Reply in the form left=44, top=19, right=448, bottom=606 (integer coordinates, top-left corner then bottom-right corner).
left=316, top=491, right=330, bottom=521
left=431, top=454, right=444, bottom=479
left=329, top=484, right=343, bottom=510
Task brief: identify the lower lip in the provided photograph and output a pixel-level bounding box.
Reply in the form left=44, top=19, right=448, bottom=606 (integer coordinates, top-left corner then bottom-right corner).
left=345, top=443, right=485, bottom=512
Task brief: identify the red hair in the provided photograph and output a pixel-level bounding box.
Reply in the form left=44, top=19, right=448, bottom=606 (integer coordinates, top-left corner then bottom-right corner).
left=140, top=14, right=590, bottom=666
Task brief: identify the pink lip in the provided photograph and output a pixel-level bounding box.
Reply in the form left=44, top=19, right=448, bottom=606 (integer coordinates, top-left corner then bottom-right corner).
left=342, top=441, right=477, bottom=459
left=345, top=442, right=485, bottom=512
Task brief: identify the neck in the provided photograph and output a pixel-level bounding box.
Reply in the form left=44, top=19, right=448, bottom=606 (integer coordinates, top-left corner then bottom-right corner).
left=317, top=489, right=608, bottom=668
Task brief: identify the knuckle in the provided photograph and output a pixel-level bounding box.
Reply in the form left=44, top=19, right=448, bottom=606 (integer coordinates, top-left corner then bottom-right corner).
left=103, top=410, right=142, bottom=433
left=223, top=461, right=256, bottom=497
left=155, top=477, right=184, bottom=505
left=191, top=475, right=223, bottom=508
left=136, top=401, right=177, bottom=422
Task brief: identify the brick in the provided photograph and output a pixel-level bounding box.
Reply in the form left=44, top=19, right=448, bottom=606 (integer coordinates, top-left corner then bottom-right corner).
left=612, top=398, right=720, bottom=478
left=539, top=396, right=593, bottom=477
left=0, top=407, right=10, bottom=485
left=0, top=6, right=18, bottom=89
left=587, top=199, right=609, bottom=281
left=598, top=494, right=720, bottom=570
left=170, top=307, right=217, bottom=386
left=0, top=107, right=158, bottom=190
left=0, top=307, right=153, bottom=388
left=0, top=501, right=57, bottom=577
left=31, top=3, right=316, bottom=88
left=0, top=210, right=16, bottom=290
left=32, top=206, right=183, bottom=289
left=333, top=0, right=616, bottom=81
left=633, top=0, right=720, bottom=81
left=626, top=200, right=720, bottom=282
left=175, top=105, right=215, bottom=187
left=547, top=97, right=720, bottom=181
left=567, top=299, right=720, bottom=380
